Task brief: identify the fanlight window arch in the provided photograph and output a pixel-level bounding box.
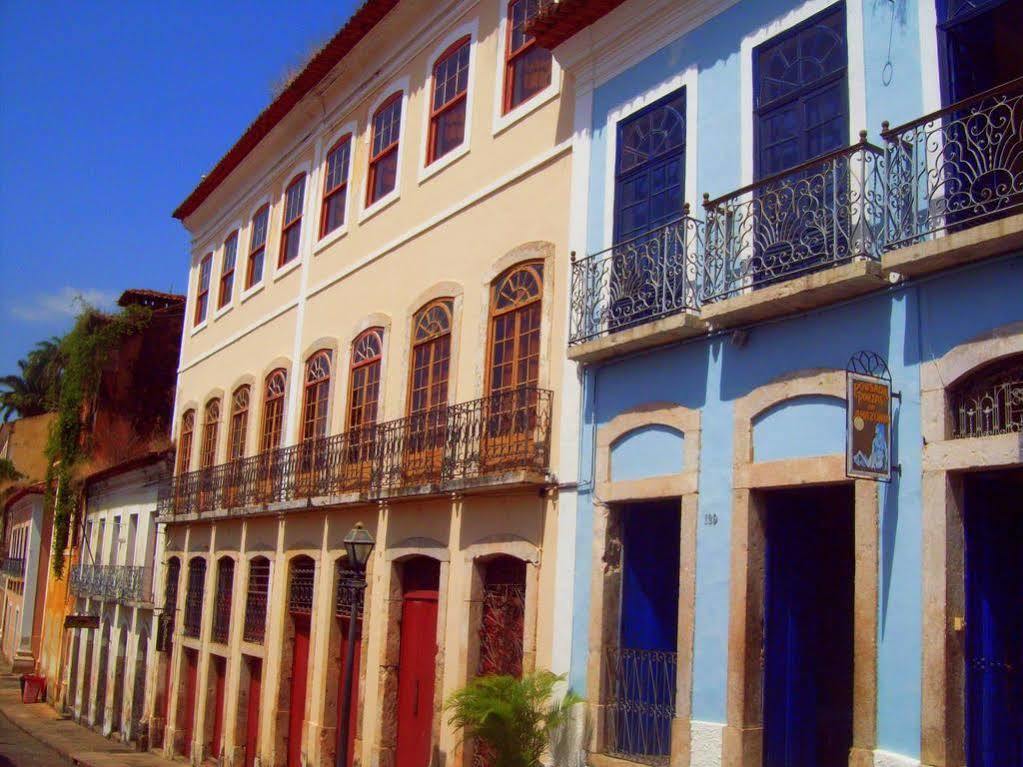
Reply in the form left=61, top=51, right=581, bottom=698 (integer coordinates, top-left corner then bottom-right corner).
left=178, top=410, right=195, bottom=474
left=348, top=328, right=384, bottom=431
left=302, top=351, right=333, bottom=441
left=951, top=354, right=1023, bottom=439
left=288, top=555, right=316, bottom=615
left=228, top=385, right=250, bottom=460
left=261, top=369, right=288, bottom=452
left=488, top=261, right=543, bottom=394
left=244, top=556, right=271, bottom=644
left=410, top=300, right=453, bottom=415
left=200, top=399, right=222, bottom=469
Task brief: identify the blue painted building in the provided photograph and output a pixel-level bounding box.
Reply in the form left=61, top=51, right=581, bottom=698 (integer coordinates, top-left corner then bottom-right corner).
left=533, top=0, right=1023, bottom=765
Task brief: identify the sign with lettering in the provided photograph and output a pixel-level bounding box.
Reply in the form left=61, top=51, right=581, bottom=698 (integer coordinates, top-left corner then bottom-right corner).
left=846, top=372, right=892, bottom=481
left=64, top=614, right=100, bottom=630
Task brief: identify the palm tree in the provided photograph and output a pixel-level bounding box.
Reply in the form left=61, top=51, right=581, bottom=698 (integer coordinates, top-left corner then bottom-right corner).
left=0, top=337, right=64, bottom=421
left=446, top=671, right=581, bottom=767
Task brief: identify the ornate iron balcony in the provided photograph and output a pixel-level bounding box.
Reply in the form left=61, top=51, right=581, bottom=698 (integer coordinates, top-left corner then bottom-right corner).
left=882, top=76, right=1023, bottom=249
left=601, top=646, right=677, bottom=766
left=703, top=137, right=886, bottom=303
left=69, top=564, right=152, bottom=603
left=568, top=213, right=703, bottom=345
left=1, top=557, right=25, bottom=579
left=158, top=387, right=553, bottom=518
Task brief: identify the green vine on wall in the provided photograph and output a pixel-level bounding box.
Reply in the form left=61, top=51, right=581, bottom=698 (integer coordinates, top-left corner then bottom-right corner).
left=44, top=304, right=151, bottom=578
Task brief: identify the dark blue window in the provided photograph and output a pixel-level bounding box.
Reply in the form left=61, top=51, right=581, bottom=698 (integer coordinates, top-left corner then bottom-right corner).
left=937, top=0, right=1022, bottom=105
left=754, top=4, right=847, bottom=179
left=614, top=89, right=686, bottom=244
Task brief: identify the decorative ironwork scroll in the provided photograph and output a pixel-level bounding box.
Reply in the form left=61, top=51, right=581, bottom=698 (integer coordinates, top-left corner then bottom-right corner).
left=951, top=355, right=1023, bottom=438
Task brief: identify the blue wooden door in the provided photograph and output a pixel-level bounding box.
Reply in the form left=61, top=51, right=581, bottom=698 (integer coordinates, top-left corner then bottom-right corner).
left=764, top=487, right=854, bottom=767
left=614, top=501, right=680, bottom=760
left=965, top=476, right=1023, bottom=767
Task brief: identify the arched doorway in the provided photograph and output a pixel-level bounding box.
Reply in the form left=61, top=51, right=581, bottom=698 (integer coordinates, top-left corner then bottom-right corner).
left=94, top=621, right=111, bottom=729
left=394, top=557, right=441, bottom=767
left=111, top=623, right=129, bottom=735
left=284, top=556, right=315, bottom=767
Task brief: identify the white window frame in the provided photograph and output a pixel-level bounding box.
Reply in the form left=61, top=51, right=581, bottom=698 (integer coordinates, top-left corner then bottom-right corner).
left=601, top=67, right=700, bottom=249
left=240, top=194, right=272, bottom=302
left=418, top=19, right=480, bottom=184
left=359, top=76, right=411, bottom=223
left=491, top=0, right=562, bottom=136
left=315, top=121, right=359, bottom=254
left=273, top=160, right=312, bottom=282
left=213, top=220, right=243, bottom=320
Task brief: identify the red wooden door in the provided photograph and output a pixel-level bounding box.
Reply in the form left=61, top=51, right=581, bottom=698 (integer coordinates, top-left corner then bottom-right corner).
left=336, top=617, right=363, bottom=767
left=181, top=649, right=198, bottom=758
left=210, top=656, right=227, bottom=758
left=244, top=658, right=262, bottom=767
left=395, top=560, right=440, bottom=767
left=288, top=615, right=312, bottom=767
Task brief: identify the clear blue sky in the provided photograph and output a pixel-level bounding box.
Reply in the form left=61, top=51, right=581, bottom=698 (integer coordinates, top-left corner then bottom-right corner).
left=0, top=0, right=360, bottom=378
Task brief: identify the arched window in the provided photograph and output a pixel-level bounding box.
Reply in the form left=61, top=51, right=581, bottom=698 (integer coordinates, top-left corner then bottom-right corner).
left=347, top=329, right=384, bottom=431
left=261, top=370, right=288, bottom=452
left=163, top=557, right=181, bottom=625
left=227, top=386, right=250, bottom=460
left=244, top=557, right=271, bottom=644
left=428, top=38, right=470, bottom=164
left=195, top=253, right=213, bottom=326
left=246, top=204, right=270, bottom=288
left=200, top=399, right=221, bottom=469
left=951, top=354, right=1023, bottom=438
left=218, top=230, right=239, bottom=308
left=184, top=557, right=206, bottom=638
left=487, top=262, right=543, bottom=394
left=302, top=351, right=332, bottom=441
left=321, top=136, right=352, bottom=238
left=409, top=300, right=453, bottom=415
left=177, top=410, right=195, bottom=474
left=367, top=93, right=402, bottom=205
left=211, top=557, right=234, bottom=644
left=280, top=173, right=306, bottom=267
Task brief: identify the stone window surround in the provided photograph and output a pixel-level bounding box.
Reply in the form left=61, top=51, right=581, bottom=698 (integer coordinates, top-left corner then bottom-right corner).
left=586, top=402, right=700, bottom=765
left=724, top=369, right=879, bottom=767
left=918, top=321, right=1023, bottom=767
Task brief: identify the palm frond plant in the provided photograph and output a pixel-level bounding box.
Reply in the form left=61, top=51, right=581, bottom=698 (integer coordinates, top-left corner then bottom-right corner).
left=446, top=670, right=581, bottom=767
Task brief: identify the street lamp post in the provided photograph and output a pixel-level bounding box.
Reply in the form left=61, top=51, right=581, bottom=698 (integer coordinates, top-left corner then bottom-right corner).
left=336, top=522, right=375, bottom=767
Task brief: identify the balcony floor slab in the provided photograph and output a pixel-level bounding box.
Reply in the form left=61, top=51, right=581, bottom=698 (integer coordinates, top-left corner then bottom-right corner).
left=569, top=311, right=707, bottom=363
left=702, top=258, right=886, bottom=330
left=882, top=211, right=1023, bottom=278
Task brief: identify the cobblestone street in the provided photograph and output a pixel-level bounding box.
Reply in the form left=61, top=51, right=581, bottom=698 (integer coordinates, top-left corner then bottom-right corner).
left=0, top=703, right=70, bottom=767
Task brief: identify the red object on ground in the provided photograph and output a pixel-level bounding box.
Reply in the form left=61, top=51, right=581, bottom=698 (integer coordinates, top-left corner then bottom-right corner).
left=20, top=674, right=45, bottom=703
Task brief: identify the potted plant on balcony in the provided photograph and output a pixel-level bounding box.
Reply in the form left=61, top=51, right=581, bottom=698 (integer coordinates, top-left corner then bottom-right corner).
left=445, top=670, right=581, bottom=767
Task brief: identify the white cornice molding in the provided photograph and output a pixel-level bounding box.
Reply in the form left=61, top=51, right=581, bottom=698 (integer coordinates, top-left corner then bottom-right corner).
left=555, top=0, right=741, bottom=92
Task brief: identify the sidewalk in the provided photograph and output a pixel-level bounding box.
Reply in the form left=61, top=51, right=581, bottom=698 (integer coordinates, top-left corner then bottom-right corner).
left=0, top=675, right=178, bottom=767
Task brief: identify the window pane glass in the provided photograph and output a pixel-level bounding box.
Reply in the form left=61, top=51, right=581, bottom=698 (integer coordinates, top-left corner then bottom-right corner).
left=285, top=177, right=305, bottom=223
left=325, top=140, right=350, bottom=192
left=508, top=45, right=551, bottom=110
left=371, top=150, right=398, bottom=202
left=251, top=208, right=269, bottom=249
left=432, top=99, right=466, bottom=161
left=323, top=187, right=347, bottom=235
left=372, top=97, right=402, bottom=156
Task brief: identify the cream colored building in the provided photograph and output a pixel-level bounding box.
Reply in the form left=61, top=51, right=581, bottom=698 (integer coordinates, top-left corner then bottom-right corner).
left=160, top=1, right=579, bottom=766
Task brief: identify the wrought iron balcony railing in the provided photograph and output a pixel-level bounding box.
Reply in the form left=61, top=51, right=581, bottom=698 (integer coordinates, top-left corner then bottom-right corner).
left=882, top=76, right=1023, bottom=249
left=602, top=646, right=677, bottom=766
left=158, top=387, right=553, bottom=517
left=1, top=557, right=25, bottom=579
left=702, top=137, right=886, bottom=303
left=568, top=212, right=703, bottom=345
left=69, top=564, right=153, bottom=603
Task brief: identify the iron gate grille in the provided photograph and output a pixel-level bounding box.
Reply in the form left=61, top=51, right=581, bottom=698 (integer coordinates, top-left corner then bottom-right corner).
left=288, top=559, right=315, bottom=615
left=602, top=647, right=677, bottom=766
left=244, top=559, right=270, bottom=643
left=335, top=567, right=365, bottom=620
left=183, top=559, right=206, bottom=638
left=211, top=559, right=234, bottom=644
left=951, top=356, right=1023, bottom=438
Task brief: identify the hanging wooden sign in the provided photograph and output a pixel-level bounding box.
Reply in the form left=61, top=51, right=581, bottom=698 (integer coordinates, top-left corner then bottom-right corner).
left=64, top=614, right=100, bottom=630
left=846, top=351, right=894, bottom=482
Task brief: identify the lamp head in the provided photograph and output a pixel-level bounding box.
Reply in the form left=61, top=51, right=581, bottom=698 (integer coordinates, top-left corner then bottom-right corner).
left=344, top=522, right=375, bottom=572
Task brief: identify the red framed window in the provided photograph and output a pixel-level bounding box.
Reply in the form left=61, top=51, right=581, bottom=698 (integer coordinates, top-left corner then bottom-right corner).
left=503, top=0, right=552, bottom=114
left=279, top=174, right=306, bottom=267
left=367, top=93, right=402, bottom=206
left=408, top=300, right=453, bottom=415
left=227, top=385, right=250, bottom=460
left=218, top=231, right=239, bottom=309
left=302, top=351, right=332, bottom=441
left=200, top=399, right=221, bottom=469
left=194, top=253, right=213, bottom=326
left=320, top=137, right=351, bottom=238
left=178, top=410, right=195, bottom=474
left=428, top=38, right=471, bottom=164
left=246, top=205, right=269, bottom=288
left=487, top=261, right=543, bottom=395
left=261, top=369, right=287, bottom=452
left=347, top=329, right=384, bottom=430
